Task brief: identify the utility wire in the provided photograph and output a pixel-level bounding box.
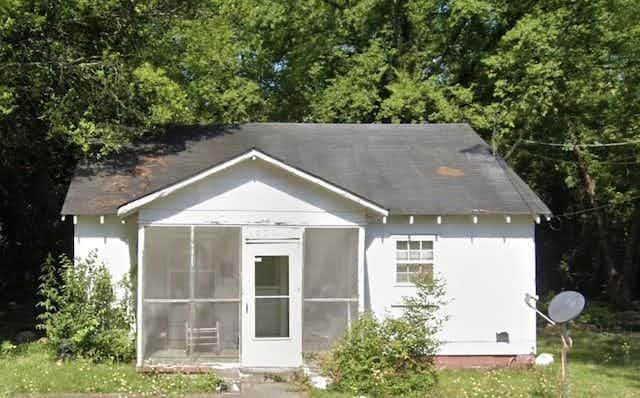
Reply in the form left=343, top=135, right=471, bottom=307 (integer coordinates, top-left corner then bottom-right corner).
left=492, top=124, right=640, bottom=221
left=554, top=194, right=640, bottom=218
left=496, top=156, right=538, bottom=217
left=522, top=139, right=640, bottom=148
left=490, top=113, right=538, bottom=217
left=518, top=149, right=640, bottom=165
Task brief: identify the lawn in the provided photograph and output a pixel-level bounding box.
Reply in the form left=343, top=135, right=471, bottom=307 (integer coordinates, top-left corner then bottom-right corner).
left=0, top=327, right=638, bottom=397
left=312, top=326, right=640, bottom=398
left=0, top=342, right=220, bottom=397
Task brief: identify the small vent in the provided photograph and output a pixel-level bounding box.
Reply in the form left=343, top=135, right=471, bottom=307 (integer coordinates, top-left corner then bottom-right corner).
left=496, top=331, right=510, bottom=343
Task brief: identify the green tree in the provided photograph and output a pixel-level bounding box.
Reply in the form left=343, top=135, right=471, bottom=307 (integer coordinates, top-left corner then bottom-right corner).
left=1, top=0, right=639, bottom=318
left=485, top=0, right=640, bottom=304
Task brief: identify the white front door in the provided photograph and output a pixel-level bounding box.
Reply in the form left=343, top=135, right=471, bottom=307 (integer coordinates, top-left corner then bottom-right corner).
left=242, top=242, right=302, bottom=367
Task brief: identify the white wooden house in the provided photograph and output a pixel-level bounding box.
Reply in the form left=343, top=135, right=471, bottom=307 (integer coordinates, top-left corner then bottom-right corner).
left=62, top=123, right=550, bottom=369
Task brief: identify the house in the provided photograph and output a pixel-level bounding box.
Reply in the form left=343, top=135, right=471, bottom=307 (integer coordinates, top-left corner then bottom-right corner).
left=62, top=123, right=550, bottom=370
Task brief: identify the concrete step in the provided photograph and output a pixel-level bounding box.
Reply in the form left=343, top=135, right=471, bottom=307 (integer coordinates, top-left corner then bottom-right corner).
left=218, top=380, right=308, bottom=397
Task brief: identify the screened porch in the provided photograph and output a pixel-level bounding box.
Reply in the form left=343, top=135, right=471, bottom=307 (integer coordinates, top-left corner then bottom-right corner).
left=139, top=226, right=360, bottom=367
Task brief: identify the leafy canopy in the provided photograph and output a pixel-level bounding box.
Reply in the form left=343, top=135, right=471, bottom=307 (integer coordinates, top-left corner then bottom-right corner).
left=0, top=0, right=639, bottom=310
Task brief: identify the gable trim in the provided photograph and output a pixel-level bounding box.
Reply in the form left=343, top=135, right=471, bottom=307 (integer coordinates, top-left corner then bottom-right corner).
left=116, top=148, right=389, bottom=217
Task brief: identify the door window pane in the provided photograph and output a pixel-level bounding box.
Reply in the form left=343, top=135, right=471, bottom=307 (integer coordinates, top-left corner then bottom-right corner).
left=255, top=298, right=289, bottom=338
left=255, top=255, right=290, bottom=338
left=255, top=256, right=289, bottom=296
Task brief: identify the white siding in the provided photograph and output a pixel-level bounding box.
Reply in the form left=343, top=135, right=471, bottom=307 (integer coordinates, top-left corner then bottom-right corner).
left=364, top=215, right=537, bottom=356
left=138, top=159, right=366, bottom=226
left=74, top=215, right=137, bottom=298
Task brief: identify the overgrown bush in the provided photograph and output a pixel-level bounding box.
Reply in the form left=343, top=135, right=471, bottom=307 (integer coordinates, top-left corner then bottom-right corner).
left=577, top=301, right=620, bottom=330
left=0, top=340, right=17, bottom=357
left=37, top=253, right=135, bottom=362
left=323, top=274, right=447, bottom=397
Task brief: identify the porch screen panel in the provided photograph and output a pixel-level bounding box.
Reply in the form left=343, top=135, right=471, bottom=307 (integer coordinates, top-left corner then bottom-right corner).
left=194, top=228, right=239, bottom=299
left=193, top=302, right=239, bottom=359
left=192, top=227, right=240, bottom=357
left=142, top=226, right=240, bottom=364
left=144, top=227, right=190, bottom=299
left=303, top=228, right=358, bottom=352
left=142, top=303, right=189, bottom=362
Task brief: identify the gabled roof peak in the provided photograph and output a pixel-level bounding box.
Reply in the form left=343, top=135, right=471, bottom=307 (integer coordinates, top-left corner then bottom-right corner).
left=116, top=148, right=389, bottom=217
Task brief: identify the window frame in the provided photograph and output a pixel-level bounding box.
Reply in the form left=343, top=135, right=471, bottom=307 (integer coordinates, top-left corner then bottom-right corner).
left=391, top=235, right=436, bottom=286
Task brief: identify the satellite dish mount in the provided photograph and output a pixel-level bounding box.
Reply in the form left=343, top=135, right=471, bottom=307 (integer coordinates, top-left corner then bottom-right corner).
left=526, top=291, right=586, bottom=398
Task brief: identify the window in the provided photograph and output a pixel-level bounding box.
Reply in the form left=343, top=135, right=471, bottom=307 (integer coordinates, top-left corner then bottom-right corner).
left=395, top=239, right=433, bottom=284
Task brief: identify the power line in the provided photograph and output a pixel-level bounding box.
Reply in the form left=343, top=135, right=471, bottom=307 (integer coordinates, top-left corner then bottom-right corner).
left=496, top=157, right=538, bottom=216
left=493, top=126, right=640, bottom=220
left=492, top=115, right=539, bottom=217
left=518, top=149, right=640, bottom=165
left=554, top=194, right=640, bottom=219
left=522, top=139, right=640, bottom=148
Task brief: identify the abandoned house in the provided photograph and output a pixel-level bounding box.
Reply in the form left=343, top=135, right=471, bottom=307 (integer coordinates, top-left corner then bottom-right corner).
left=61, top=123, right=550, bottom=369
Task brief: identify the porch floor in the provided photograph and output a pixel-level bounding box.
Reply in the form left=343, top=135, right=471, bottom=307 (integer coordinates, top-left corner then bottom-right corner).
left=145, top=348, right=240, bottom=366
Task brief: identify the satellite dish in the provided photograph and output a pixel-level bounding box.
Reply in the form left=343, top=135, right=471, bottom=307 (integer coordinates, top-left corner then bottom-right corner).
left=526, top=290, right=586, bottom=398
left=548, top=291, right=585, bottom=323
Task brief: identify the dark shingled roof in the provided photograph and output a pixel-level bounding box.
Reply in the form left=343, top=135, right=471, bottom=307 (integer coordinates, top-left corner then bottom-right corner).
left=62, top=123, right=550, bottom=216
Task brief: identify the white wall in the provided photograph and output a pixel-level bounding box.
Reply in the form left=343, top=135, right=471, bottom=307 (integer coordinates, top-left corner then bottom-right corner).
left=74, top=215, right=137, bottom=298
left=138, top=159, right=366, bottom=226
left=364, top=215, right=537, bottom=356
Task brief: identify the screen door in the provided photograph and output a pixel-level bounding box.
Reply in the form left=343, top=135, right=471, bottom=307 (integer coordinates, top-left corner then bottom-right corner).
left=241, top=242, right=302, bottom=367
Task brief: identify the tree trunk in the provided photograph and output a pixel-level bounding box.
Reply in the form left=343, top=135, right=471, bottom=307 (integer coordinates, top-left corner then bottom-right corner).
left=392, top=0, right=405, bottom=62
left=622, top=206, right=640, bottom=306
left=573, top=146, right=621, bottom=304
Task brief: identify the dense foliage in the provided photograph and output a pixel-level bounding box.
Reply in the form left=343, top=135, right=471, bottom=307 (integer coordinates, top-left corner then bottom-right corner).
left=1, top=0, right=639, bottom=327
left=323, top=275, right=446, bottom=396
left=37, top=253, right=134, bottom=361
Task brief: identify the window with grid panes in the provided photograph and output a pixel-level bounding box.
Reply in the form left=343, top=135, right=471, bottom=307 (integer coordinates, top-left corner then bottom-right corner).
left=395, top=239, right=433, bottom=283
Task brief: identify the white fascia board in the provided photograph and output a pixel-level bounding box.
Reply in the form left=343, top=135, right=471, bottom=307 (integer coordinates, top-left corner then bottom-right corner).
left=117, top=149, right=389, bottom=217
left=117, top=151, right=254, bottom=216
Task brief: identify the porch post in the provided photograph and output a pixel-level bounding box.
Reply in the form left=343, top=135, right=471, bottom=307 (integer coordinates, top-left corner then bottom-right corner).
left=136, top=224, right=144, bottom=368
left=357, top=226, right=365, bottom=313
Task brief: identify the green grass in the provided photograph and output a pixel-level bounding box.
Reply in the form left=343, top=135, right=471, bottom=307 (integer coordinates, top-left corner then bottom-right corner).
left=0, top=342, right=220, bottom=397
left=0, top=327, right=638, bottom=397
left=312, top=327, right=640, bottom=398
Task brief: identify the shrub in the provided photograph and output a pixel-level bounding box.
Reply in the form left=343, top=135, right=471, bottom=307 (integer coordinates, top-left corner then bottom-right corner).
left=323, top=274, right=447, bottom=397
left=0, top=340, right=17, bottom=357
left=577, top=300, right=619, bottom=330
left=37, top=253, right=135, bottom=362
